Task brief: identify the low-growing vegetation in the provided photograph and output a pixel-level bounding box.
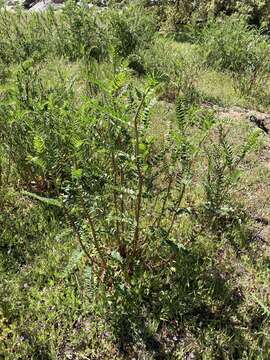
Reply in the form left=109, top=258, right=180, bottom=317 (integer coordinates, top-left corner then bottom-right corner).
left=1, top=1, right=270, bottom=359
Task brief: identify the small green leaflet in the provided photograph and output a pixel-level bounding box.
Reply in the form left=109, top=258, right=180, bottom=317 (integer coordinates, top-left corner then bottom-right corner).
left=22, top=191, right=62, bottom=208
left=111, top=250, right=123, bottom=263
left=33, top=135, right=46, bottom=154
left=163, top=239, right=188, bottom=254
left=251, top=294, right=270, bottom=317
left=71, top=168, right=83, bottom=179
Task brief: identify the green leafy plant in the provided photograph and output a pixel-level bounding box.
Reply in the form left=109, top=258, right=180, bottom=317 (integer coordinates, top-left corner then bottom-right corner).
left=200, top=15, right=270, bottom=97
left=201, top=124, right=260, bottom=237
left=142, top=38, right=202, bottom=101
left=0, top=60, right=77, bottom=189
left=18, top=72, right=257, bottom=351
left=108, top=3, right=157, bottom=58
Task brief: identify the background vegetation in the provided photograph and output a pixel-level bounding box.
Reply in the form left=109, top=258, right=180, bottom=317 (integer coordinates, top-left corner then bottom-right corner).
left=1, top=0, right=270, bottom=359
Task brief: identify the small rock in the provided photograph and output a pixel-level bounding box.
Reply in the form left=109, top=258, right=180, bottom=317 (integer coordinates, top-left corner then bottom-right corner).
left=185, top=352, right=197, bottom=360
left=29, top=0, right=64, bottom=12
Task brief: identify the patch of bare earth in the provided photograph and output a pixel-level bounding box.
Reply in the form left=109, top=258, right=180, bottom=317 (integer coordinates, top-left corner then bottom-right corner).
left=203, top=102, right=270, bottom=130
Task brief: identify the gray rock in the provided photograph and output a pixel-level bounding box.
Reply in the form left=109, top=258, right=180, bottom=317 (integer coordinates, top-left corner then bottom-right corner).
left=6, top=0, right=20, bottom=5
left=77, top=1, right=94, bottom=8
left=28, top=0, right=64, bottom=12
left=3, top=0, right=24, bottom=8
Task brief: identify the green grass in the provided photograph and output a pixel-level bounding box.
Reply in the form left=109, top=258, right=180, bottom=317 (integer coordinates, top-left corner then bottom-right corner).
left=165, top=40, right=270, bottom=111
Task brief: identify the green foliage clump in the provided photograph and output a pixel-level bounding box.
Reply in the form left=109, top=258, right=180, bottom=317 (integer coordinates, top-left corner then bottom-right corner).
left=57, top=1, right=110, bottom=62
left=200, top=16, right=270, bottom=73
left=3, top=60, right=259, bottom=356
left=0, top=60, right=77, bottom=188
left=151, top=0, right=270, bottom=33
left=0, top=2, right=157, bottom=66
left=141, top=38, right=201, bottom=101
left=0, top=4, right=110, bottom=64
left=109, top=3, right=157, bottom=58
left=200, top=16, right=270, bottom=97
left=0, top=10, right=54, bottom=64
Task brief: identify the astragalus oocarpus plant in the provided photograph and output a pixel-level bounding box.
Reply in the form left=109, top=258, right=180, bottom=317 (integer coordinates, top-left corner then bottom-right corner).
left=13, top=66, right=257, bottom=346
left=46, top=71, right=220, bottom=333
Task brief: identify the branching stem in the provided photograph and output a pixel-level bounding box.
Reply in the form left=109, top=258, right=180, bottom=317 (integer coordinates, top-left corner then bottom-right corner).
left=132, top=91, right=148, bottom=255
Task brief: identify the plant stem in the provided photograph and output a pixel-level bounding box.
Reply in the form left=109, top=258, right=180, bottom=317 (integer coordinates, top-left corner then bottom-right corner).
left=78, top=191, right=107, bottom=269
left=111, top=151, right=120, bottom=244
left=63, top=206, right=93, bottom=264
left=132, top=91, right=148, bottom=255
left=120, top=167, right=125, bottom=237
left=153, top=175, right=173, bottom=228
left=167, top=183, right=186, bottom=237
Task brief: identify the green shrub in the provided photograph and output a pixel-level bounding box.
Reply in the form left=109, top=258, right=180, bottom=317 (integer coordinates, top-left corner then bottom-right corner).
left=0, top=60, right=77, bottom=188
left=200, top=16, right=270, bottom=96
left=142, top=38, right=201, bottom=101
left=108, top=3, right=157, bottom=58
left=9, top=66, right=255, bottom=353
left=0, top=3, right=110, bottom=65
left=200, top=16, right=270, bottom=73
left=0, top=10, right=55, bottom=64
left=0, top=2, right=157, bottom=66
left=150, top=0, right=270, bottom=33
left=57, top=1, right=110, bottom=62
